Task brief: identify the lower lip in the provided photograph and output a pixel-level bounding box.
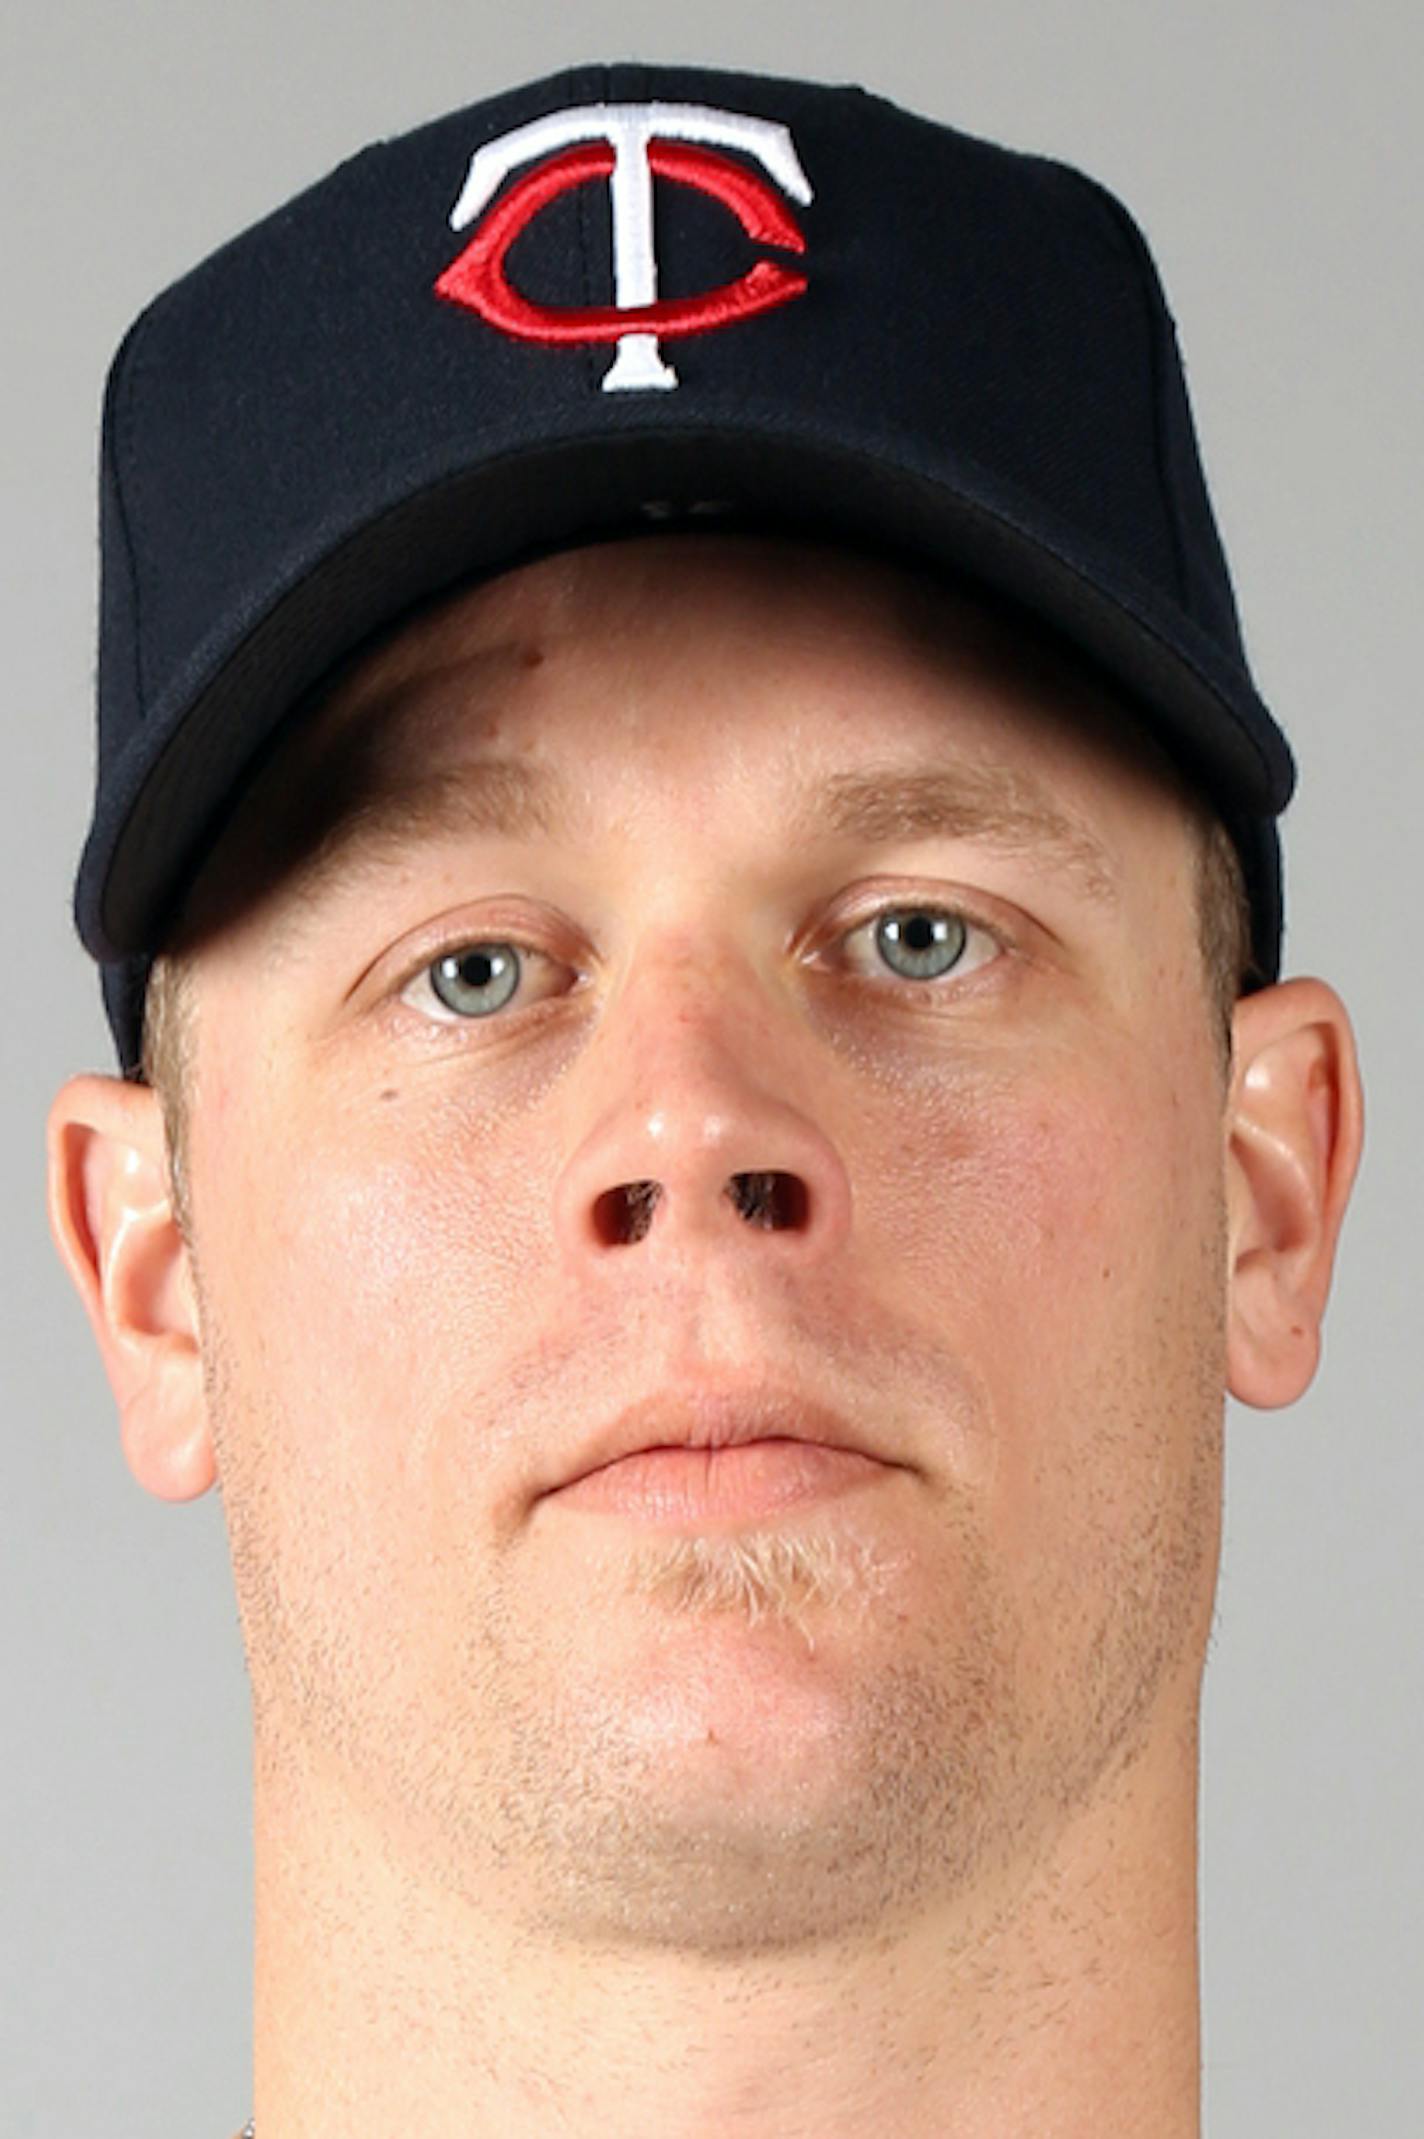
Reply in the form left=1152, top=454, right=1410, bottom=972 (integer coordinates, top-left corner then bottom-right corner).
left=551, top=1439, right=887, bottom=1525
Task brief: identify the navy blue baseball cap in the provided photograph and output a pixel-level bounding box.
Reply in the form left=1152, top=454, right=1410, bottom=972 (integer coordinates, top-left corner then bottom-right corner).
left=74, top=60, right=1295, bottom=1074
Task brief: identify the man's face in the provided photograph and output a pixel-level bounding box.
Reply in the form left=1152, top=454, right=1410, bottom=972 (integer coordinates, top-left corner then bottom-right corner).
left=182, top=535, right=1229, bottom=1947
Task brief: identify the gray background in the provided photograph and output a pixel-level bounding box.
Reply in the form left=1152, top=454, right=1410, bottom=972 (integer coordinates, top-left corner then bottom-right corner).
left=3, top=2, right=1418, bottom=2134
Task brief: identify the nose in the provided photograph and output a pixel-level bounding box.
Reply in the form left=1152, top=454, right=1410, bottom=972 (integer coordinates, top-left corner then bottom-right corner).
left=551, top=958, right=854, bottom=1268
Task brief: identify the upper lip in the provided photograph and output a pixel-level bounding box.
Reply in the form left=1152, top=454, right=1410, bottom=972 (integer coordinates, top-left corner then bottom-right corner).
left=548, top=1383, right=891, bottom=1494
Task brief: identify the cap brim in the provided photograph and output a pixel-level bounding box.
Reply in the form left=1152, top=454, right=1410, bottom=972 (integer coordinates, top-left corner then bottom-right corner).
left=77, top=419, right=1294, bottom=962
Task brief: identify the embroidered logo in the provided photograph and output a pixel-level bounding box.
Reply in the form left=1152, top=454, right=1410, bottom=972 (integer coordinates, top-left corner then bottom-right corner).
left=435, top=101, right=814, bottom=391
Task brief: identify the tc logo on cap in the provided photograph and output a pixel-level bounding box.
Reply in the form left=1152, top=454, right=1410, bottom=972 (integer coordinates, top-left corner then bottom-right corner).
left=435, top=100, right=815, bottom=392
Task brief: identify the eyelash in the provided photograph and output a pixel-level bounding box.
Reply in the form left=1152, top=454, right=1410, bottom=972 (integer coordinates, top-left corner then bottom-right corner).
left=395, top=896, right=1011, bottom=1028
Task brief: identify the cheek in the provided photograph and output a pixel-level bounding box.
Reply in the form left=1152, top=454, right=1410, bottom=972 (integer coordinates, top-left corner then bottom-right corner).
left=868, top=1037, right=1226, bottom=1525
left=868, top=1051, right=1151, bottom=1334
left=194, top=1086, right=547, bottom=1547
left=213, top=1076, right=534, bottom=1314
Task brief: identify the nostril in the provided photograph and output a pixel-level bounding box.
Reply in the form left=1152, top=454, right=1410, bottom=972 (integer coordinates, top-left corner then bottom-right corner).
left=592, top=1179, right=661, bottom=1246
left=727, top=1171, right=807, bottom=1229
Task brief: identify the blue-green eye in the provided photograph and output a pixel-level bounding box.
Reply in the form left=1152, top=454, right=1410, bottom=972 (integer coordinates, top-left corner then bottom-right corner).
left=843, top=904, right=997, bottom=985
left=874, top=908, right=965, bottom=978
left=426, top=943, right=523, bottom=1018
left=400, top=935, right=568, bottom=1027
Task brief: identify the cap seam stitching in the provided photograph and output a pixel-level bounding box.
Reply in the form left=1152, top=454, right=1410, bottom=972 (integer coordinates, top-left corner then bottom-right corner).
left=1055, top=173, right=1194, bottom=616
left=1108, top=201, right=1194, bottom=616
left=108, top=320, right=153, bottom=730
left=1143, top=317, right=1190, bottom=611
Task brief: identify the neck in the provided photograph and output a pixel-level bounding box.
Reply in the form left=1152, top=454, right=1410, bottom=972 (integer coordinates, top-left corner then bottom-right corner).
left=249, top=1715, right=1202, bottom=2137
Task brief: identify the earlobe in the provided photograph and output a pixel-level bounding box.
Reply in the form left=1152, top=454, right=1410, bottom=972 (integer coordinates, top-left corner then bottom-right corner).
left=45, top=1073, right=215, bottom=1502
left=1224, top=977, right=1365, bottom=1409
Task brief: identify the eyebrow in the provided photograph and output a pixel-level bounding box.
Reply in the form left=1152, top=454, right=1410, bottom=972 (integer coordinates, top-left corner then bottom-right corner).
left=789, top=762, right=1121, bottom=905
left=287, top=750, right=1121, bottom=911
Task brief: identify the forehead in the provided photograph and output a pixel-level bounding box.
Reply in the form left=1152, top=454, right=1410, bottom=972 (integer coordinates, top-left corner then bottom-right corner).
left=308, top=532, right=1180, bottom=760
left=170, top=532, right=1197, bottom=941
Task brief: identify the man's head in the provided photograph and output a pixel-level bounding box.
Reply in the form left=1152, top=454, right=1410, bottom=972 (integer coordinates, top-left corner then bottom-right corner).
left=46, top=530, right=1361, bottom=1953
left=45, top=70, right=1365, bottom=2091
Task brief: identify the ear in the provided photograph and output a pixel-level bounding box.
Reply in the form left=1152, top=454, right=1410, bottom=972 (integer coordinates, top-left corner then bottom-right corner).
left=45, top=1072, right=214, bottom=1501
left=1224, top=977, right=1365, bottom=1409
